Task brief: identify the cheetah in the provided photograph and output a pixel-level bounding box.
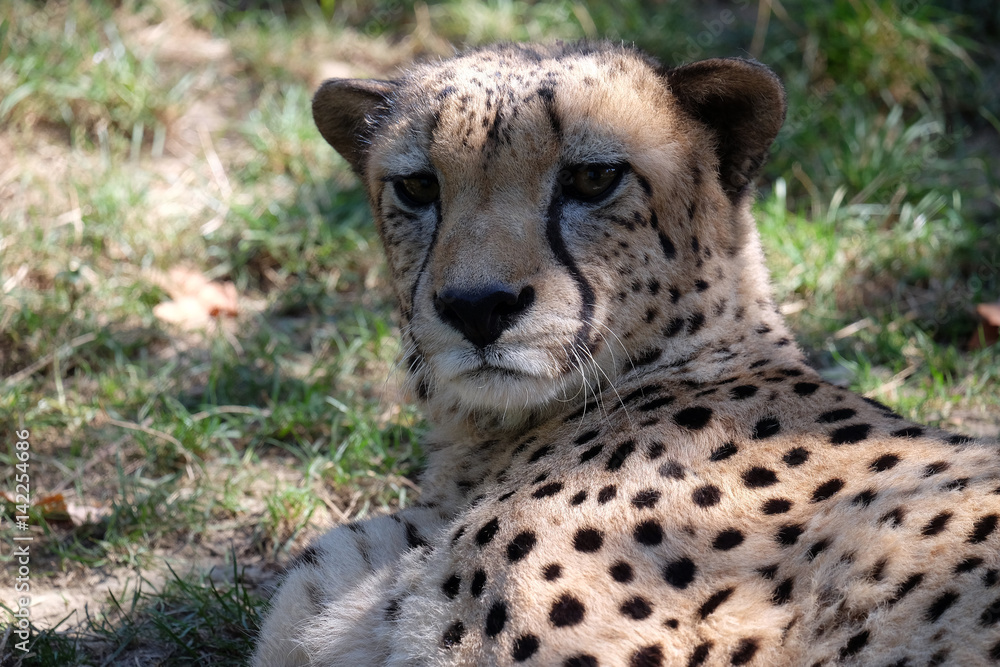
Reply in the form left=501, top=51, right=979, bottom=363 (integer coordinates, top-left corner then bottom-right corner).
left=253, top=42, right=1000, bottom=666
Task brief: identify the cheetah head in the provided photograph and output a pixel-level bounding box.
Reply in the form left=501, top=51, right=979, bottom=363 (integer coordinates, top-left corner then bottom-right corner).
left=313, top=43, right=786, bottom=435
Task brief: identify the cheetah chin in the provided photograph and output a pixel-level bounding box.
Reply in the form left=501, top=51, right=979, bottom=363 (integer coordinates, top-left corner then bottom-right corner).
left=254, top=42, right=1000, bottom=667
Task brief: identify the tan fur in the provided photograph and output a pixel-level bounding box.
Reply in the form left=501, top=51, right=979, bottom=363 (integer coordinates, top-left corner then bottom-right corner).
left=254, top=43, right=1000, bottom=666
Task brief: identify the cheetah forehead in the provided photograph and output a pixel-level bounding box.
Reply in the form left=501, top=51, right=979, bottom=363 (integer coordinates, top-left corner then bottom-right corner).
left=370, top=43, right=684, bottom=177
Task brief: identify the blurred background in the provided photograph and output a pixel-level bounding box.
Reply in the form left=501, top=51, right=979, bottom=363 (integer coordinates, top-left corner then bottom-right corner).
left=1, top=1, right=998, bottom=663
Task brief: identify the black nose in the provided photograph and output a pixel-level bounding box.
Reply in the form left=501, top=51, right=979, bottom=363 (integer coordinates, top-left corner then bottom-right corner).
left=434, top=285, right=535, bottom=348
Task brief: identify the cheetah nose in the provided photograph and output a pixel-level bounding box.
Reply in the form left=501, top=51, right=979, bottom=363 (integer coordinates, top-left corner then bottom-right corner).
left=434, top=284, right=535, bottom=348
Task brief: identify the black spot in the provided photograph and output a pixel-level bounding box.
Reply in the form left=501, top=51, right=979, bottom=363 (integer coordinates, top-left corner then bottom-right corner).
left=782, top=447, right=809, bottom=466
left=441, top=620, right=465, bottom=648
left=634, top=348, right=662, bottom=367
left=598, top=485, right=618, bottom=504
left=606, top=440, right=637, bottom=471
left=980, top=596, right=1000, bottom=626
left=924, top=461, right=950, bottom=476
left=664, top=318, right=685, bottom=337
left=838, top=630, right=869, bottom=659
left=634, top=520, right=664, bottom=546
left=564, top=656, right=598, bottom=667
left=870, top=454, right=901, bottom=472
left=663, top=557, right=696, bottom=588
left=817, top=408, right=856, bottom=423
left=987, top=570, right=1000, bottom=587
left=889, top=573, right=924, bottom=604
left=969, top=514, right=999, bottom=543
left=543, top=563, right=563, bottom=581
left=476, top=518, right=500, bottom=546
left=528, top=444, right=553, bottom=463
left=610, top=561, right=634, bottom=583
left=631, top=644, right=664, bottom=667
left=928, top=651, right=948, bottom=666
left=869, top=559, right=887, bottom=581
left=639, top=395, right=676, bottom=412
left=620, top=596, right=653, bottom=620
left=632, top=489, right=661, bottom=509
left=384, top=597, right=401, bottom=622
left=579, top=444, right=603, bottom=464
left=550, top=594, right=586, bottom=627
left=498, top=490, right=516, bottom=502
left=574, top=429, right=600, bottom=445
left=470, top=569, right=486, bottom=597
left=692, top=485, right=722, bottom=507
left=853, top=489, right=877, bottom=506
left=695, top=279, right=710, bottom=292
left=943, top=477, right=969, bottom=491
left=507, top=531, right=537, bottom=562
left=647, top=442, right=665, bottom=459
left=772, top=578, right=794, bottom=605
left=921, top=512, right=953, bottom=537
left=948, top=434, right=975, bottom=445
left=441, top=574, right=461, bottom=599
left=729, top=385, right=758, bottom=400
left=752, top=416, right=781, bottom=439
left=892, top=426, right=924, bottom=438
left=955, top=557, right=984, bottom=574
left=730, top=638, right=759, bottom=665
left=811, top=478, right=845, bottom=502
left=687, top=642, right=712, bottom=666
left=743, top=466, right=779, bottom=488
left=570, top=490, right=587, bottom=505
left=574, top=527, right=605, bottom=553
left=665, top=618, right=680, bottom=629
left=880, top=507, right=906, bottom=527
left=512, top=634, right=539, bottom=661
left=404, top=522, right=428, bottom=549
left=830, top=423, right=871, bottom=445
left=687, top=312, right=706, bottom=335
left=659, top=461, right=686, bottom=479
left=776, top=523, right=804, bottom=546
left=762, top=498, right=792, bottom=514
left=991, top=640, right=1000, bottom=660
left=806, top=539, right=830, bottom=561
left=658, top=231, right=676, bottom=260
left=712, top=529, right=745, bottom=551
left=698, top=588, right=734, bottom=618
left=533, top=482, right=564, bottom=498
left=673, top=406, right=713, bottom=430
left=926, top=591, right=960, bottom=622
left=485, top=601, right=507, bottom=637
left=793, top=382, right=819, bottom=396
left=758, top=564, right=778, bottom=580
left=710, top=442, right=738, bottom=461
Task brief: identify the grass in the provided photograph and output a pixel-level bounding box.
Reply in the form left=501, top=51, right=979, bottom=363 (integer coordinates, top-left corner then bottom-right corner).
left=1, top=0, right=997, bottom=663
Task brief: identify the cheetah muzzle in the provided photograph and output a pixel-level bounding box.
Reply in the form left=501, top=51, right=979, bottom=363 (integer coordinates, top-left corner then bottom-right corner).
left=254, top=42, right=1000, bottom=667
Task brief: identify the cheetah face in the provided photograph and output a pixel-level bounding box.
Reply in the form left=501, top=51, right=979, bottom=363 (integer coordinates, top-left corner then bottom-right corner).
left=313, top=44, right=785, bottom=432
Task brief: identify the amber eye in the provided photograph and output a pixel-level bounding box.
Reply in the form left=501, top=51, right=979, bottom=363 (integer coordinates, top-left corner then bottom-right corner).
left=394, top=175, right=440, bottom=207
left=558, top=164, right=626, bottom=201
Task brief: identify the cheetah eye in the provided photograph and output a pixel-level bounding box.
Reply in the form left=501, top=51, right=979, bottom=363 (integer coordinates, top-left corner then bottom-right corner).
left=558, top=164, right=627, bottom=202
left=394, top=174, right=440, bottom=207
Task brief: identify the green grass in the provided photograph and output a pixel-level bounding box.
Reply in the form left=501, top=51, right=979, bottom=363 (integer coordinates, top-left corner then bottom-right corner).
left=1, top=0, right=998, bottom=663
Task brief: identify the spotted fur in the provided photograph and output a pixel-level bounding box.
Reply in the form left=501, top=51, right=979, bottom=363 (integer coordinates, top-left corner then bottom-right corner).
left=253, top=42, right=1000, bottom=667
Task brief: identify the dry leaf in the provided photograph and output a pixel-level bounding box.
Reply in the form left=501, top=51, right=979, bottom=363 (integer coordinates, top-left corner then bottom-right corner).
left=969, top=301, right=1000, bottom=349
left=152, top=267, right=238, bottom=330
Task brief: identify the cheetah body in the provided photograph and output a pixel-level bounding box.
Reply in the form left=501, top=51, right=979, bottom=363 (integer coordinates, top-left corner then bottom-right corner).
left=254, top=43, right=1000, bottom=667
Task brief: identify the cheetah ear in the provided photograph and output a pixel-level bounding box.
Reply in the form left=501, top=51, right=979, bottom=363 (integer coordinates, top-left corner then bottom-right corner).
left=312, top=78, right=398, bottom=174
left=665, top=58, right=786, bottom=201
